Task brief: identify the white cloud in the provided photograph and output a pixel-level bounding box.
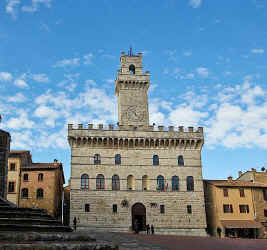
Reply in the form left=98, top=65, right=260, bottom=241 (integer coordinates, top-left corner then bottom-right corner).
left=6, top=111, right=35, bottom=130
left=83, top=53, right=93, bottom=65
left=196, top=67, right=209, bottom=77
left=189, top=0, right=202, bottom=8
left=0, top=72, right=12, bottom=81
left=251, top=49, right=264, bottom=54
left=22, top=0, right=51, bottom=12
left=33, top=105, right=60, bottom=127
left=5, top=0, right=20, bottom=18
left=85, top=79, right=97, bottom=86
left=184, top=51, right=192, bottom=56
left=53, top=58, right=80, bottom=68
left=31, top=74, right=49, bottom=83
left=7, top=93, right=27, bottom=103
left=14, top=79, right=29, bottom=88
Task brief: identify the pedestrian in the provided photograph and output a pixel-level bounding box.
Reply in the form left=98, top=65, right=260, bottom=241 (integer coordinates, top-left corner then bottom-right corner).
left=73, top=216, right=77, bottom=231
left=146, top=224, right=150, bottom=235
left=151, top=224, right=154, bottom=235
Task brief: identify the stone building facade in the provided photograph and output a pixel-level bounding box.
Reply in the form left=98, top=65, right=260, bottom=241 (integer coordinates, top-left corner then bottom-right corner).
left=68, top=51, right=207, bottom=235
left=0, top=128, right=11, bottom=199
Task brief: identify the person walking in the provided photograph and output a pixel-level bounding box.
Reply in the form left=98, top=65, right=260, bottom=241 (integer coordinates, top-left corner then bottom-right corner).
left=146, top=224, right=150, bottom=235
left=151, top=224, right=154, bottom=235
left=73, top=217, right=77, bottom=231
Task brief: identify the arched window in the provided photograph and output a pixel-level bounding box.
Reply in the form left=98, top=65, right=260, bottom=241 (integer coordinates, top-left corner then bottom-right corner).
left=129, top=64, right=135, bottom=75
left=81, top=174, right=89, bottom=190
left=178, top=155, right=184, bottom=166
left=115, top=154, right=121, bottom=165
left=153, top=155, right=159, bottom=166
left=112, top=174, right=120, bottom=190
left=37, top=188, right=44, bottom=200
left=142, top=175, right=149, bottom=190
left=21, top=188, right=28, bottom=199
left=172, top=176, right=179, bottom=191
left=187, top=176, right=194, bottom=191
left=38, top=173, right=43, bottom=182
left=157, top=175, right=165, bottom=191
left=127, top=175, right=135, bottom=190
left=94, top=154, right=101, bottom=164
left=96, top=174, right=105, bottom=190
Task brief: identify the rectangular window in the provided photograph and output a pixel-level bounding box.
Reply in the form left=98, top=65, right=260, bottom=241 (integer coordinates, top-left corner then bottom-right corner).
left=23, top=174, right=28, bottom=182
left=263, top=189, right=267, bottom=201
left=85, top=204, right=90, bottom=212
left=264, top=210, right=267, bottom=217
left=239, top=188, right=245, bottom=197
left=223, top=204, right=233, bottom=213
left=8, top=182, right=15, bottom=193
left=187, top=205, right=192, bottom=214
left=160, top=205, right=165, bottom=214
left=223, top=188, right=228, bottom=197
left=10, top=163, right=16, bottom=171
left=113, top=204, right=117, bottom=213
left=239, top=205, right=249, bottom=213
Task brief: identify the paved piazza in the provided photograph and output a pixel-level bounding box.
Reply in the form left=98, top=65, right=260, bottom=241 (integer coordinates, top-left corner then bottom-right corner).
left=90, top=231, right=267, bottom=250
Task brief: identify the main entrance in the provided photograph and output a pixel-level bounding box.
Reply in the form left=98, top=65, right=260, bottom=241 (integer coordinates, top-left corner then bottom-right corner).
left=132, top=203, right=146, bottom=232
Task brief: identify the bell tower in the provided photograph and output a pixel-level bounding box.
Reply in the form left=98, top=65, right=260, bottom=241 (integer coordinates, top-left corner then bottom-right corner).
left=115, top=49, right=150, bottom=127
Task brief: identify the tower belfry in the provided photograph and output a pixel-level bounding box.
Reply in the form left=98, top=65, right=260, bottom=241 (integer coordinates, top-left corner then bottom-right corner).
left=115, top=51, right=150, bottom=127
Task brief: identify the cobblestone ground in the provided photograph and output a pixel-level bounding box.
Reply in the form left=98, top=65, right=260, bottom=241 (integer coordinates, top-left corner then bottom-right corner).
left=88, top=231, right=267, bottom=250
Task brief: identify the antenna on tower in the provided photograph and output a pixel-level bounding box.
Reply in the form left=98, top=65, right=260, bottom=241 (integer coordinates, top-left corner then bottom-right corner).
left=128, top=46, right=134, bottom=56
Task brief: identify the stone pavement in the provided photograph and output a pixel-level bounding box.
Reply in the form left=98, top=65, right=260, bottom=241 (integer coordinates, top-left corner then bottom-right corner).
left=87, top=230, right=267, bottom=250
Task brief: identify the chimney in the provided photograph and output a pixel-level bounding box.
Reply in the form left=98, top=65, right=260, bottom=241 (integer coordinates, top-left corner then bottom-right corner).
left=238, top=171, right=242, bottom=177
left=227, top=176, right=233, bottom=182
left=54, top=159, right=58, bottom=165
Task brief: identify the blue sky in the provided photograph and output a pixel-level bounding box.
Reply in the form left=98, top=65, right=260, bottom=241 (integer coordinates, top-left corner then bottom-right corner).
left=1, top=0, right=267, bottom=184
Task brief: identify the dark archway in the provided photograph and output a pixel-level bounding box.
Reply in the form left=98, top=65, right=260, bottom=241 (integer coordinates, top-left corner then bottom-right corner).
left=132, top=203, right=146, bottom=232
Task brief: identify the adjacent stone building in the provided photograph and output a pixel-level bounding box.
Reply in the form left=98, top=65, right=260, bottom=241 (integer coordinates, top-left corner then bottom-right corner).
left=204, top=178, right=266, bottom=238
left=68, top=51, right=207, bottom=235
left=237, top=169, right=267, bottom=238
left=0, top=128, right=11, bottom=199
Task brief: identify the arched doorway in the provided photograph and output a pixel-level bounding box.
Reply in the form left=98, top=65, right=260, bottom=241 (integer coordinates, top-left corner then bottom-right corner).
left=132, top=203, right=146, bottom=232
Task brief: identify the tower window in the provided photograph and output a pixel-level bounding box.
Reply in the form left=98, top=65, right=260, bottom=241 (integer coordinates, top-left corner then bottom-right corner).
left=187, top=205, right=192, bottom=214
left=153, top=155, right=159, bottom=166
left=157, top=175, right=165, bottom=191
left=81, top=174, right=89, bottom=190
left=115, top=154, right=121, bottom=165
left=96, top=174, right=105, bottom=190
left=186, top=176, right=194, bottom=191
left=129, top=64, right=135, bottom=74
left=94, top=154, right=101, bottom=165
left=178, top=155, right=184, bottom=166
left=85, top=204, right=90, bottom=212
left=172, top=176, right=179, bottom=191
left=113, top=204, right=118, bottom=213
left=112, top=174, right=120, bottom=190
left=160, top=205, right=165, bottom=214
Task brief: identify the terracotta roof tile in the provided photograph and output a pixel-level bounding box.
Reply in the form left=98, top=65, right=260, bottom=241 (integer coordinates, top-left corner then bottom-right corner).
left=204, top=179, right=267, bottom=188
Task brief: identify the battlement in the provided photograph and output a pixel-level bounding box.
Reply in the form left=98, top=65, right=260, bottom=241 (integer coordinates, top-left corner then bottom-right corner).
left=68, top=124, right=203, bottom=133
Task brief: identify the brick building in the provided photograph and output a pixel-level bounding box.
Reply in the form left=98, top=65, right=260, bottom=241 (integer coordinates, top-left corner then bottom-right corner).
left=237, top=169, right=267, bottom=238
left=204, top=178, right=266, bottom=238
left=68, top=50, right=207, bottom=235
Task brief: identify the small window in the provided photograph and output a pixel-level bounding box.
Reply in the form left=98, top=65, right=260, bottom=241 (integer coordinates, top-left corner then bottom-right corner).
left=153, top=155, right=159, bottom=166
left=223, top=204, right=233, bottom=213
left=23, top=174, right=28, bottom=182
left=37, top=188, right=43, bottom=200
left=81, top=174, right=89, bottom=190
left=21, top=188, right=28, bottom=199
left=38, top=173, right=44, bottom=182
left=187, top=205, right=192, bottom=214
left=178, top=155, right=184, bottom=166
left=263, top=189, right=267, bottom=201
left=113, top=204, right=118, bottom=213
left=10, top=163, right=16, bottom=171
left=239, top=205, right=249, bottom=213
left=96, top=174, right=105, bottom=190
left=264, top=209, right=267, bottom=217
left=239, top=188, right=245, bottom=197
left=85, top=204, right=90, bottom=212
left=129, top=64, right=135, bottom=75
left=160, top=205, right=165, bottom=214
left=115, top=154, right=121, bottom=165
left=223, top=188, right=228, bottom=197
left=8, top=182, right=15, bottom=193
left=186, top=176, right=194, bottom=191
left=94, top=154, right=101, bottom=165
